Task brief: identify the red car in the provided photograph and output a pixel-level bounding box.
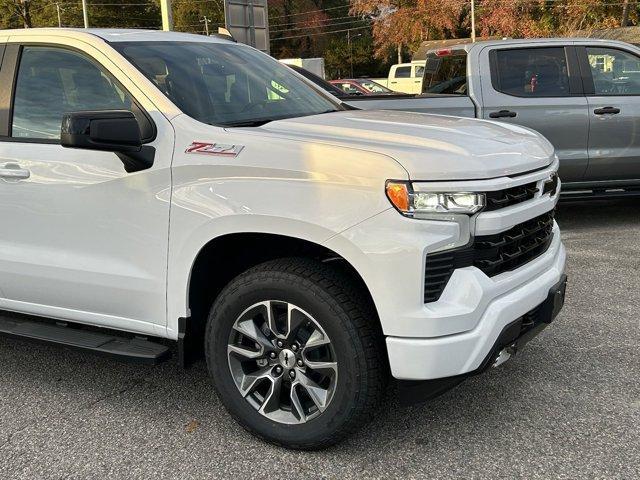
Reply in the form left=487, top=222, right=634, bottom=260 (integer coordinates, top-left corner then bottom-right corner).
left=329, top=78, right=393, bottom=95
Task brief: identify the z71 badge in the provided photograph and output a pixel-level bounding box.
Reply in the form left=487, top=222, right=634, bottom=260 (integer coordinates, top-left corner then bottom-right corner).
left=185, top=142, right=244, bottom=157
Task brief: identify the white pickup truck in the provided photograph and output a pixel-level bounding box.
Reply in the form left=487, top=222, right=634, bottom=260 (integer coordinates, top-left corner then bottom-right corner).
left=371, top=60, right=426, bottom=93
left=0, top=29, right=566, bottom=450
left=349, top=39, right=640, bottom=196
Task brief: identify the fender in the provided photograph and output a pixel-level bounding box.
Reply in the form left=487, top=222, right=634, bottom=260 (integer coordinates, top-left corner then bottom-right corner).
left=165, top=214, right=378, bottom=338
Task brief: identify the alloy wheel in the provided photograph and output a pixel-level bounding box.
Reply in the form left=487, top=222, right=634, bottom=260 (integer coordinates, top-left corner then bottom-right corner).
left=227, top=300, right=338, bottom=424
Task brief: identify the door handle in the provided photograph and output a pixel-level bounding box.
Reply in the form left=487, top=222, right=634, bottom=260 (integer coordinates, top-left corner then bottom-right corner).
left=489, top=110, right=517, bottom=118
left=0, top=163, right=30, bottom=180
left=594, top=106, right=620, bottom=115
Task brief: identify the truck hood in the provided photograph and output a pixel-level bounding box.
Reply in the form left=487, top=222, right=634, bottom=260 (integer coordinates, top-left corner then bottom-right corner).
left=260, top=110, right=555, bottom=180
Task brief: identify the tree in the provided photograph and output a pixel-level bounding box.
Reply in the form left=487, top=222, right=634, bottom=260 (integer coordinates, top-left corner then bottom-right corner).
left=269, top=0, right=342, bottom=60
left=349, top=0, right=467, bottom=60
left=323, top=31, right=390, bottom=78
left=1, top=0, right=32, bottom=28
left=477, top=0, right=635, bottom=38
left=269, top=0, right=388, bottom=78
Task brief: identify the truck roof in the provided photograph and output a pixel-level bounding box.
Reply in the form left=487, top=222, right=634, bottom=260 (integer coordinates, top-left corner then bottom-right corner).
left=1, top=27, right=234, bottom=44
left=429, top=37, right=638, bottom=54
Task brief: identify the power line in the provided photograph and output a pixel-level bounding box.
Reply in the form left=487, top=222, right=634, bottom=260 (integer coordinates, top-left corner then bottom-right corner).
left=270, top=14, right=361, bottom=29
left=59, top=1, right=154, bottom=4
left=271, top=19, right=369, bottom=35
left=272, top=24, right=371, bottom=42
left=269, top=4, right=349, bottom=20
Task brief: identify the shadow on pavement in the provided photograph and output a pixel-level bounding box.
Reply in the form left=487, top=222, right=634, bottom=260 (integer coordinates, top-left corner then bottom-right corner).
left=556, top=197, right=640, bottom=230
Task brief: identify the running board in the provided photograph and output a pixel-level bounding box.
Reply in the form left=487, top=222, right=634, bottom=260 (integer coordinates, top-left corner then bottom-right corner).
left=0, top=315, right=171, bottom=364
left=560, top=189, right=640, bottom=201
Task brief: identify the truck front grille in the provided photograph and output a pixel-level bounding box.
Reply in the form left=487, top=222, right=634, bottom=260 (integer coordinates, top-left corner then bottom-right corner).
left=424, top=210, right=555, bottom=303
left=484, top=181, right=539, bottom=211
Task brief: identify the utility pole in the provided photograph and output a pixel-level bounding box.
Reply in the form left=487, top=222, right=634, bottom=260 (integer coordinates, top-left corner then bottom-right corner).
left=56, top=3, right=63, bottom=27
left=622, top=0, right=630, bottom=27
left=81, top=0, right=89, bottom=28
left=201, top=15, right=210, bottom=36
left=347, top=30, right=362, bottom=78
left=470, top=0, right=476, bottom=42
left=160, top=0, right=173, bottom=31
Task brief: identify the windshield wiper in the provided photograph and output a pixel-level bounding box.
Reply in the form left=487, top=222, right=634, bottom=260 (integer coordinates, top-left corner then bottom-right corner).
left=221, top=110, right=340, bottom=128
left=315, top=109, right=341, bottom=115
left=221, top=119, right=274, bottom=128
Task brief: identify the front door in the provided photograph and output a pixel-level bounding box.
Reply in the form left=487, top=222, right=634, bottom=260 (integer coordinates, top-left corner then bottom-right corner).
left=480, top=45, right=590, bottom=183
left=578, top=45, right=640, bottom=182
left=0, top=43, right=173, bottom=335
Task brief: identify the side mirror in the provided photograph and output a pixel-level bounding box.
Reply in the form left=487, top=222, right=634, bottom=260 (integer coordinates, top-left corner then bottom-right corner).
left=61, top=110, right=154, bottom=173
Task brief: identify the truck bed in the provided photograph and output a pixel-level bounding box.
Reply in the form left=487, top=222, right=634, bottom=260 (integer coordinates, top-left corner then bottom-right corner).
left=344, top=93, right=476, bottom=117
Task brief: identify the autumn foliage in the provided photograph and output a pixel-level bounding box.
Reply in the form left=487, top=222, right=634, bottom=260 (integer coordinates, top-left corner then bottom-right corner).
left=350, top=0, right=468, bottom=58
left=350, top=0, right=638, bottom=59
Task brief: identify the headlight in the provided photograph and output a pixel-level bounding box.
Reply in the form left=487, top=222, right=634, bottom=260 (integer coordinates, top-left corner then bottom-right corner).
left=386, top=181, right=485, bottom=217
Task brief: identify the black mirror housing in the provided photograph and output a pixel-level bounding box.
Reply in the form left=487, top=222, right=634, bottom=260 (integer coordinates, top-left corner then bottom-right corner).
left=61, top=110, right=154, bottom=173
left=61, top=110, right=142, bottom=152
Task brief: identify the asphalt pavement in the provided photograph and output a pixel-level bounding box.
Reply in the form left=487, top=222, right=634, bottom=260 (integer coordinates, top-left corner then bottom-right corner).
left=0, top=198, right=638, bottom=479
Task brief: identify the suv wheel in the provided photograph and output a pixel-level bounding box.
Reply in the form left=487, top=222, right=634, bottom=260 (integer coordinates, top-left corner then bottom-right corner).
left=205, top=258, right=386, bottom=449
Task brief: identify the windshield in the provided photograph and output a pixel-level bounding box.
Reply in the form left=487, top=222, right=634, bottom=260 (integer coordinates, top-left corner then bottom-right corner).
left=113, top=41, right=341, bottom=127
left=357, top=80, right=391, bottom=93
left=423, top=51, right=468, bottom=95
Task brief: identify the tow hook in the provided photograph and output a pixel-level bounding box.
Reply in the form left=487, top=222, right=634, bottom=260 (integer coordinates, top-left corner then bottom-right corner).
left=492, top=344, right=517, bottom=368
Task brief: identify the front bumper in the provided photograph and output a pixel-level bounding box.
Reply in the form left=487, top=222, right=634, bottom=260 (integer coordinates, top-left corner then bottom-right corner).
left=397, top=275, right=567, bottom=404
left=323, top=160, right=564, bottom=381
left=385, top=232, right=566, bottom=381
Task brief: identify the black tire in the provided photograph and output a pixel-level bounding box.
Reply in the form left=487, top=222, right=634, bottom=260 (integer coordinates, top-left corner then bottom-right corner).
left=205, top=257, right=387, bottom=450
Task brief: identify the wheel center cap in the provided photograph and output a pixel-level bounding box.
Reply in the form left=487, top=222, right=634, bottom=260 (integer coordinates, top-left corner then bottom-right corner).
left=278, top=349, right=296, bottom=368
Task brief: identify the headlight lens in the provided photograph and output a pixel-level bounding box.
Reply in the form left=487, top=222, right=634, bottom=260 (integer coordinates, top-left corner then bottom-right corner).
left=386, top=181, right=485, bottom=217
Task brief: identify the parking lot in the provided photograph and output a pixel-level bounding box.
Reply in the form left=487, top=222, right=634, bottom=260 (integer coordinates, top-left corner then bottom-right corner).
left=0, top=199, right=638, bottom=480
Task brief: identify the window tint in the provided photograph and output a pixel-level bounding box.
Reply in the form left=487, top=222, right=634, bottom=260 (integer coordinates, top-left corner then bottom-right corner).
left=12, top=47, right=132, bottom=139
left=395, top=66, right=411, bottom=78
left=494, top=47, right=570, bottom=97
left=587, top=47, right=640, bottom=95
left=358, top=81, right=391, bottom=93
left=423, top=51, right=468, bottom=95
left=115, top=42, right=339, bottom=127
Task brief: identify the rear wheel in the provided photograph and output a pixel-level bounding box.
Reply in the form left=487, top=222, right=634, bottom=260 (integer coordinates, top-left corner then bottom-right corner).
left=205, top=258, right=386, bottom=449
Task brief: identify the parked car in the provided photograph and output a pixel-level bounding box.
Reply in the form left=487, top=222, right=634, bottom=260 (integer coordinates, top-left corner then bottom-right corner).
left=0, top=29, right=566, bottom=450
left=371, top=60, right=426, bottom=93
left=285, top=63, right=353, bottom=99
left=329, top=78, right=394, bottom=95
left=348, top=39, right=640, bottom=198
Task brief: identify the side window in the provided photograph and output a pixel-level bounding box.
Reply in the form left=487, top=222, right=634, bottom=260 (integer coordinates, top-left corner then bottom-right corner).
left=339, top=83, right=359, bottom=94
left=493, top=47, right=571, bottom=97
left=586, top=47, right=640, bottom=95
left=395, top=66, right=411, bottom=78
left=11, top=46, right=132, bottom=140
left=423, top=52, right=468, bottom=95
left=414, top=65, right=425, bottom=78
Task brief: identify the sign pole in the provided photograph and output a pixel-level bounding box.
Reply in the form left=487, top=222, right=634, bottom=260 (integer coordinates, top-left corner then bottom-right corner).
left=470, top=0, right=476, bottom=42
left=160, top=0, right=174, bottom=31
left=81, top=0, right=89, bottom=28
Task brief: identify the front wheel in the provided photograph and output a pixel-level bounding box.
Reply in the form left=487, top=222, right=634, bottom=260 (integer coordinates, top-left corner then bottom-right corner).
left=205, top=258, right=386, bottom=449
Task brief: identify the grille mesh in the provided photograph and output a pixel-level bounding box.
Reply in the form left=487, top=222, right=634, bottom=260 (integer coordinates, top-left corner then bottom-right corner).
left=484, top=182, right=539, bottom=211
left=424, top=210, right=555, bottom=303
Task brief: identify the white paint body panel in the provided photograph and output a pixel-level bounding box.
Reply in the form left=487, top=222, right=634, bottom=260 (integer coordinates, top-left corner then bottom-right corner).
left=0, top=32, right=176, bottom=336
left=261, top=110, right=555, bottom=181
left=0, top=29, right=566, bottom=381
left=386, top=236, right=566, bottom=380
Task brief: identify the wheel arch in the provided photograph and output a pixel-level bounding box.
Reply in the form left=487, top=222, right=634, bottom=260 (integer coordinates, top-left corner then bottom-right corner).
left=174, top=230, right=382, bottom=367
